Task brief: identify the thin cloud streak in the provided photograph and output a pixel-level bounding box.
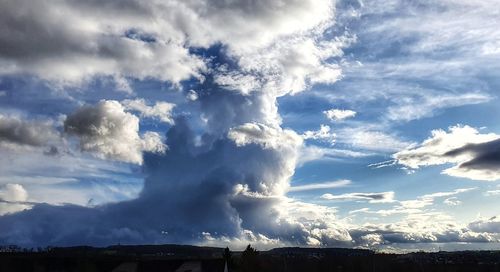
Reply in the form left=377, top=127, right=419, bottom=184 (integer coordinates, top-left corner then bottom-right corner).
left=289, top=180, right=351, bottom=192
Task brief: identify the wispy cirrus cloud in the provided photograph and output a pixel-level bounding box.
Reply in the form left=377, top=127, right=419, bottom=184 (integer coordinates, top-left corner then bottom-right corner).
left=289, top=179, right=351, bottom=192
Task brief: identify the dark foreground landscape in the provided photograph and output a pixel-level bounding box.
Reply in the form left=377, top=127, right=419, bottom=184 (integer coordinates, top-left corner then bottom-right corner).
left=1, top=244, right=500, bottom=272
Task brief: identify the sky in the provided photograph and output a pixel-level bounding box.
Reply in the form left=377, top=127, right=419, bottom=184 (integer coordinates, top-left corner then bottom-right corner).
left=0, top=0, right=500, bottom=251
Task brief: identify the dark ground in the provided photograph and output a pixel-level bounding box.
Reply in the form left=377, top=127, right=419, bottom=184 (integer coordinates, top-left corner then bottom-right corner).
left=1, top=244, right=500, bottom=272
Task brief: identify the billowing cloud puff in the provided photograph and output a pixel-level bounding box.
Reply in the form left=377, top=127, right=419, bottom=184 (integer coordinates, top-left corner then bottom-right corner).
left=64, top=100, right=166, bottom=164
left=0, top=115, right=345, bottom=247
left=324, top=109, right=357, bottom=121
left=122, top=99, right=175, bottom=124
left=228, top=122, right=302, bottom=151
left=0, top=184, right=30, bottom=215
left=0, top=0, right=372, bottom=249
left=0, top=115, right=58, bottom=150
left=357, top=233, right=384, bottom=248
left=0, top=184, right=27, bottom=202
left=394, top=125, right=500, bottom=181
left=233, top=35, right=351, bottom=96
left=0, top=0, right=337, bottom=89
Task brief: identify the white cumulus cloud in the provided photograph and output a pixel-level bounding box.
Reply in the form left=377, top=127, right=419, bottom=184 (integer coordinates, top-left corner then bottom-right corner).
left=64, top=100, right=166, bottom=164
left=324, top=109, right=357, bottom=121
left=0, top=184, right=30, bottom=215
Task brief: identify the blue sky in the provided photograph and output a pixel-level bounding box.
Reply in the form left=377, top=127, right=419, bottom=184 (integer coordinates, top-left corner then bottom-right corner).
left=0, top=0, right=499, bottom=250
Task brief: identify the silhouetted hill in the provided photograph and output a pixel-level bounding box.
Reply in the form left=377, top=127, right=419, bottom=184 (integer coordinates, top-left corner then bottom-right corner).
left=1, top=244, right=500, bottom=271
left=49, top=244, right=225, bottom=258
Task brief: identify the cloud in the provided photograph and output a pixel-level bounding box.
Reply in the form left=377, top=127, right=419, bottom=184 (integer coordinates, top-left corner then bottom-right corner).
left=7, top=0, right=495, bottom=251
left=357, top=233, right=385, bottom=248
left=347, top=195, right=500, bottom=247
left=324, top=109, right=357, bottom=121
left=350, top=217, right=496, bottom=246
left=228, top=122, right=302, bottom=151
left=386, top=92, right=492, bottom=122
left=394, top=125, right=500, bottom=181
left=321, top=191, right=395, bottom=203
left=400, top=188, right=475, bottom=209
left=0, top=0, right=338, bottom=90
left=419, top=188, right=475, bottom=199
left=122, top=99, right=175, bottom=124
left=468, top=216, right=500, bottom=234
left=485, top=190, right=500, bottom=196
left=0, top=115, right=349, bottom=247
left=289, top=180, right=351, bottom=192
left=298, top=145, right=374, bottom=166
left=0, top=184, right=30, bottom=215
left=233, top=34, right=350, bottom=96
left=349, top=188, right=475, bottom=216
left=336, top=126, right=412, bottom=153
left=141, top=131, right=167, bottom=154
left=443, top=197, right=461, bottom=206
left=214, top=70, right=261, bottom=95
left=0, top=0, right=206, bottom=88
left=0, top=184, right=27, bottom=202
left=306, top=0, right=499, bottom=158
left=64, top=100, right=166, bottom=164
left=301, top=125, right=336, bottom=145
left=0, top=114, right=58, bottom=150
left=186, top=90, right=198, bottom=101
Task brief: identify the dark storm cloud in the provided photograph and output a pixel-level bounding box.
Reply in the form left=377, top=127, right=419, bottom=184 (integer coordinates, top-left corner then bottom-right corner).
left=0, top=0, right=351, bottom=248
left=0, top=115, right=58, bottom=148
left=0, top=112, right=304, bottom=246
left=445, top=139, right=500, bottom=171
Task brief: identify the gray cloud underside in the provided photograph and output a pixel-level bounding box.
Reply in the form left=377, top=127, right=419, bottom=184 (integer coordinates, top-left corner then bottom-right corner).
left=0, top=0, right=335, bottom=90
left=321, top=191, right=394, bottom=203
left=394, top=125, right=500, bottom=181
left=445, top=139, right=500, bottom=173
left=0, top=115, right=58, bottom=148
left=64, top=100, right=166, bottom=164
